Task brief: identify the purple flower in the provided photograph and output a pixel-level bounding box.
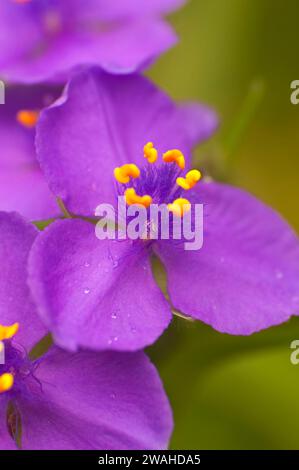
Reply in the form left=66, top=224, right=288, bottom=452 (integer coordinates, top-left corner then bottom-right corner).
left=0, top=85, right=60, bottom=219
left=0, top=211, right=173, bottom=450
left=0, top=0, right=185, bottom=84
left=29, top=67, right=299, bottom=352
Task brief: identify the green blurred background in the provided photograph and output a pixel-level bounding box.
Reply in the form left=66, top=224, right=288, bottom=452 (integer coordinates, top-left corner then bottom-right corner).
left=147, top=0, right=299, bottom=449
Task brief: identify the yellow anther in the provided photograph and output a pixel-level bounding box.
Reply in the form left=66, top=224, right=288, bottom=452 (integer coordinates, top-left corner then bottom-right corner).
left=168, top=198, right=191, bottom=217
left=124, top=188, right=152, bottom=208
left=163, top=149, right=185, bottom=170
left=0, top=323, right=19, bottom=342
left=16, top=110, right=39, bottom=128
left=0, top=373, right=14, bottom=394
left=144, top=142, right=158, bottom=164
left=114, top=164, right=140, bottom=184
left=176, top=169, right=201, bottom=190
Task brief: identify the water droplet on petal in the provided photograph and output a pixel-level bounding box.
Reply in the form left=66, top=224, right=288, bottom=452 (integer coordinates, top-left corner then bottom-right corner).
left=108, top=336, right=118, bottom=345
left=275, top=270, right=283, bottom=280
left=110, top=393, right=116, bottom=400
left=84, top=262, right=90, bottom=268
left=84, top=288, right=90, bottom=294
left=112, top=259, right=119, bottom=268
left=111, top=312, right=117, bottom=319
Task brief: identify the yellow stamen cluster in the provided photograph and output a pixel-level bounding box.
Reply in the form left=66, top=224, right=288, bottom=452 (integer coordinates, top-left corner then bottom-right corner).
left=176, top=169, right=201, bottom=190
left=114, top=164, right=140, bottom=184
left=113, top=142, right=201, bottom=215
left=16, top=110, right=39, bottom=128
left=168, top=198, right=191, bottom=217
left=124, top=188, right=152, bottom=208
left=0, top=323, right=19, bottom=395
left=0, top=323, right=19, bottom=341
left=0, top=373, right=14, bottom=394
left=162, top=149, right=185, bottom=170
left=144, top=142, right=158, bottom=164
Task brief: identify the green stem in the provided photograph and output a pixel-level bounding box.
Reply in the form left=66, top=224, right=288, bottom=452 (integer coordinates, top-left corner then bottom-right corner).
left=223, top=79, right=265, bottom=168
left=56, top=197, right=72, bottom=219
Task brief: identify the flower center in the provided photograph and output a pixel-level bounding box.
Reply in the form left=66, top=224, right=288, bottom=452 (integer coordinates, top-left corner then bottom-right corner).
left=114, top=142, right=202, bottom=217
left=0, top=323, right=25, bottom=394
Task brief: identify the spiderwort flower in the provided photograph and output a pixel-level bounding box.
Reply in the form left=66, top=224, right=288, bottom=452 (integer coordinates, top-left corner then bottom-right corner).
left=28, top=68, right=217, bottom=351
left=0, top=211, right=173, bottom=449
left=29, top=67, right=299, bottom=352
left=0, top=0, right=185, bottom=84
left=0, top=85, right=60, bottom=219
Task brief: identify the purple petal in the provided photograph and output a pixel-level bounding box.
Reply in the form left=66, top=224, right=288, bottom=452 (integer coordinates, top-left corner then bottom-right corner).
left=3, top=20, right=177, bottom=84
left=0, top=400, right=17, bottom=449
left=36, top=68, right=204, bottom=215
left=0, top=2, right=42, bottom=72
left=178, top=102, right=219, bottom=146
left=0, top=0, right=183, bottom=84
left=0, top=86, right=60, bottom=220
left=156, top=182, right=299, bottom=335
left=71, top=0, right=186, bottom=19
left=19, top=348, right=173, bottom=450
left=0, top=212, right=46, bottom=349
left=28, top=219, right=172, bottom=351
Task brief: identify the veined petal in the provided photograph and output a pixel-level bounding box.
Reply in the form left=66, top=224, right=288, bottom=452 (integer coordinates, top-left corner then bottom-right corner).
left=0, top=212, right=46, bottom=349
left=19, top=348, right=173, bottom=450
left=36, top=69, right=204, bottom=216
left=0, top=86, right=59, bottom=220
left=0, top=0, right=185, bottom=83
left=156, top=182, right=299, bottom=335
left=71, top=0, right=187, bottom=20
left=28, top=219, right=172, bottom=351
left=178, top=102, right=219, bottom=147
